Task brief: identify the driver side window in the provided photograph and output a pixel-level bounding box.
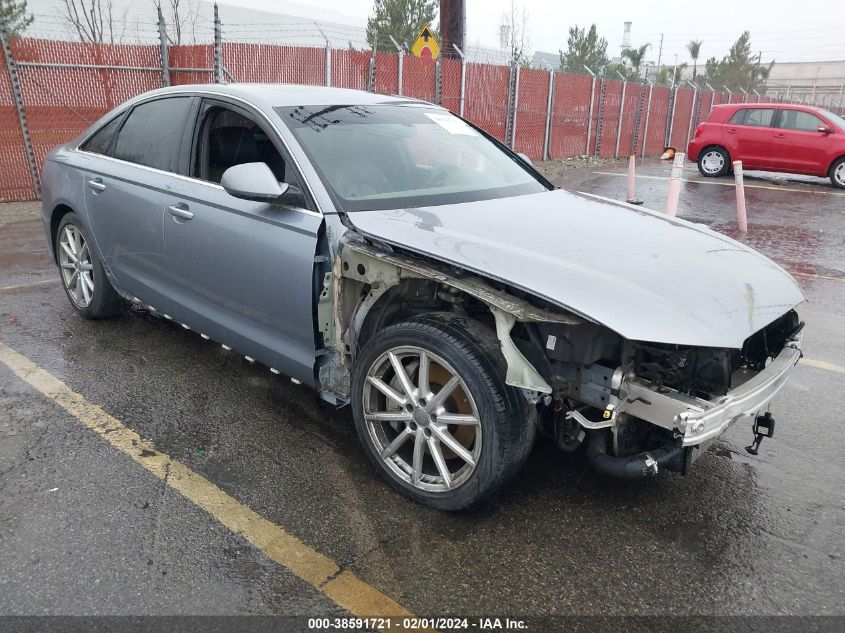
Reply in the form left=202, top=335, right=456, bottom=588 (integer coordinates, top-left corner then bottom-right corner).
left=194, top=104, right=300, bottom=190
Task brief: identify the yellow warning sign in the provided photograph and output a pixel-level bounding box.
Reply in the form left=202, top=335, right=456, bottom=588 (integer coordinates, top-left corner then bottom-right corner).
left=410, top=24, right=439, bottom=60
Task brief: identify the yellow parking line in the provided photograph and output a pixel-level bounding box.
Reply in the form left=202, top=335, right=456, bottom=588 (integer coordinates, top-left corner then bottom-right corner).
left=801, top=358, right=845, bottom=374
left=591, top=170, right=845, bottom=196
left=0, top=341, right=428, bottom=630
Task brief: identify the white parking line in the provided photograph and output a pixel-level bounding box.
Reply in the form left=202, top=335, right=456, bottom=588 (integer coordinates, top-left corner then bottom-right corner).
left=591, top=170, right=845, bottom=196
left=0, top=279, right=61, bottom=292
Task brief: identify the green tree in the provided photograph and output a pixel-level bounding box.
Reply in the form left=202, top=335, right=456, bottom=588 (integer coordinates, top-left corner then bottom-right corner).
left=621, top=43, right=650, bottom=79
left=656, top=62, right=687, bottom=86
left=559, top=24, right=609, bottom=74
left=703, top=31, right=769, bottom=91
left=687, top=39, right=702, bottom=80
left=0, top=0, right=34, bottom=37
left=365, top=0, right=438, bottom=53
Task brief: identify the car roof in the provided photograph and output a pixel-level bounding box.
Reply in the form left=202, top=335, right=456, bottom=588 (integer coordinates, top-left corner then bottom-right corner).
left=713, top=102, right=826, bottom=113
left=136, top=83, right=426, bottom=108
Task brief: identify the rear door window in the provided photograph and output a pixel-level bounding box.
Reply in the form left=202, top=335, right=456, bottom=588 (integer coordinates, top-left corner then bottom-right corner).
left=728, top=108, right=774, bottom=127
left=778, top=110, right=825, bottom=132
left=112, top=97, right=192, bottom=172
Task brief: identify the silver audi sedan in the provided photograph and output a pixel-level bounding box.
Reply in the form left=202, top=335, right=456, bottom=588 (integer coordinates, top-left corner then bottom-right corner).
left=41, top=84, right=805, bottom=510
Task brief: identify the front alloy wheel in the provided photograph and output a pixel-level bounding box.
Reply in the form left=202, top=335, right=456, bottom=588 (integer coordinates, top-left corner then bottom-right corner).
left=351, top=313, right=535, bottom=511
left=362, top=346, right=482, bottom=492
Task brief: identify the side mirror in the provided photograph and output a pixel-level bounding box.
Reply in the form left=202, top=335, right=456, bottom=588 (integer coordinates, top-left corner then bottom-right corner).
left=517, top=152, right=533, bottom=166
left=221, top=162, right=305, bottom=207
left=818, top=125, right=833, bottom=134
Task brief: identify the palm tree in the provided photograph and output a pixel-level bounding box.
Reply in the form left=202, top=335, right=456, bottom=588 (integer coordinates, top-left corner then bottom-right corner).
left=687, top=40, right=702, bottom=80
left=622, top=44, right=650, bottom=79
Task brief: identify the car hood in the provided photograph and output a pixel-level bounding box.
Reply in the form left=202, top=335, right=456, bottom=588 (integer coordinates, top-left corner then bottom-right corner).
left=346, top=189, right=805, bottom=349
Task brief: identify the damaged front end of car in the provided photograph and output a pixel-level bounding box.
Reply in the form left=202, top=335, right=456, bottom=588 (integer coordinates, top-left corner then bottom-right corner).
left=537, top=309, right=803, bottom=478
left=317, top=233, right=804, bottom=481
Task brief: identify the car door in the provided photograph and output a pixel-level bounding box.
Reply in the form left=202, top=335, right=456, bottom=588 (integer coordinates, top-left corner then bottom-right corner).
left=161, top=98, right=323, bottom=386
left=723, top=107, right=776, bottom=169
left=770, top=108, right=831, bottom=174
left=81, top=96, right=196, bottom=306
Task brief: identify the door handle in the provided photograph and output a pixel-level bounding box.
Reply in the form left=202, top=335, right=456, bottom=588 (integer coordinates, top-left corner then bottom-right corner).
left=774, top=133, right=787, bottom=138
left=727, top=128, right=737, bottom=134
left=87, top=178, right=106, bottom=192
left=167, top=204, right=194, bottom=220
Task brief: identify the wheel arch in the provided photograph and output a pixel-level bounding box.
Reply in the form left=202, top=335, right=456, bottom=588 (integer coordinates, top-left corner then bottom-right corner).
left=49, top=203, right=77, bottom=263
left=318, top=239, right=583, bottom=403
left=827, top=154, right=845, bottom=176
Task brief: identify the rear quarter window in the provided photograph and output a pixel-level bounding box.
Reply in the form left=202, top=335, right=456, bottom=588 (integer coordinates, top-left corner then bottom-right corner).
left=80, top=115, right=123, bottom=155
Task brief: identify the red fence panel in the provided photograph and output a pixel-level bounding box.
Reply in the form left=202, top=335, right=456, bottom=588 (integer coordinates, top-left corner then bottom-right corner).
left=463, top=62, right=509, bottom=143
left=169, top=45, right=213, bottom=85
left=670, top=87, right=694, bottom=150
left=616, top=82, right=642, bottom=157
left=644, top=85, right=670, bottom=154
left=402, top=55, right=435, bottom=102
left=331, top=49, right=369, bottom=91
left=0, top=54, right=35, bottom=202
left=513, top=68, right=549, bottom=160
left=597, top=79, right=622, bottom=158
left=440, top=58, right=462, bottom=115
left=550, top=72, right=591, bottom=158
left=374, top=52, right=398, bottom=95
left=223, top=43, right=324, bottom=84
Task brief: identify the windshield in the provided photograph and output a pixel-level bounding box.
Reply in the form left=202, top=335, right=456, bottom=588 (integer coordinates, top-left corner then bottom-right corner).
left=819, top=109, right=845, bottom=131
left=276, top=104, right=548, bottom=212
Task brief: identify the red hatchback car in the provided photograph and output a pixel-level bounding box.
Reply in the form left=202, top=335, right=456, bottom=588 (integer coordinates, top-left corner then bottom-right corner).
left=688, top=103, right=845, bottom=188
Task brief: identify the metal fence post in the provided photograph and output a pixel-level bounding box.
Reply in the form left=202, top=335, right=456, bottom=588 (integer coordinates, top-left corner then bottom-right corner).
left=0, top=10, right=40, bottom=198
left=506, top=64, right=520, bottom=149
left=614, top=71, right=626, bottom=159
left=453, top=44, right=466, bottom=117
left=686, top=82, right=698, bottom=147
left=213, top=2, right=223, bottom=83
left=583, top=65, right=596, bottom=157
left=315, top=24, right=331, bottom=87
left=641, top=81, right=654, bottom=159
left=664, top=85, right=677, bottom=148
left=388, top=35, right=403, bottom=95
left=594, top=77, right=607, bottom=157
left=543, top=70, right=555, bottom=160
left=157, top=7, right=170, bottom=87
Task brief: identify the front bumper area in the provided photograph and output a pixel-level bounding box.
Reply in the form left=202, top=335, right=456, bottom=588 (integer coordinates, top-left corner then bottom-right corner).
left=620, top=340, right=802, bottom=447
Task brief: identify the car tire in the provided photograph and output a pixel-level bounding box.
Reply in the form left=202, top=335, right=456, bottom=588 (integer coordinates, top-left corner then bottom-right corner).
left=697, top=146, right=731, bottom=177
left=830, top=157, right=845, bottom=190
left=56, top=212, right=124, bottom=319
left=351, top=312, right=535, bottom=511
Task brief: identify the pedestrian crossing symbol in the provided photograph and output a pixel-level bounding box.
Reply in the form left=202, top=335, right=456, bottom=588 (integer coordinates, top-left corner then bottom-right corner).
left=411, top=24, right=439, bottom=60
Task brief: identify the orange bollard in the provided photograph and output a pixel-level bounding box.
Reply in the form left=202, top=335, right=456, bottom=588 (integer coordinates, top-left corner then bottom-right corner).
left=734, top=160, right=748, bottom=232
left=626, top=155, right=643, bottom=205
left=665, top=152, right=685, bottom=216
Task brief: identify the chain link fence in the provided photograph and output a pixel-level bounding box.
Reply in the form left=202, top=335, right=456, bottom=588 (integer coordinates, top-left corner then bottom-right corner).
left=2, top=5, right=844, bottom=203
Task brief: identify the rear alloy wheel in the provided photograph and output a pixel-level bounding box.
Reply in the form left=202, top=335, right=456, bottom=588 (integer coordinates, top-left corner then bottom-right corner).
left=830, top=157, right=845, bottom=189
left=56, top=212, right=123, bottom=318
left=352, top=313, right=534, bottom=510
left=697, top=147, right=730, bottom=177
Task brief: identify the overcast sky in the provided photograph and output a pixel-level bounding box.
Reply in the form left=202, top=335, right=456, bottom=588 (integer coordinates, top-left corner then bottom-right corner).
left=221, top=0, right=844, bottom=64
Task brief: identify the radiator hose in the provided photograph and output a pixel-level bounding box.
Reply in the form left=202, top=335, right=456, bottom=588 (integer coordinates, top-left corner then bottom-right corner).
left=586, top=431, right=684, bottom=479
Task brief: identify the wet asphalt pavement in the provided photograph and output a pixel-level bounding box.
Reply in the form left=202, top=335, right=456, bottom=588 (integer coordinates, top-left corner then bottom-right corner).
left=1, top=161, right=844, bottom=623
